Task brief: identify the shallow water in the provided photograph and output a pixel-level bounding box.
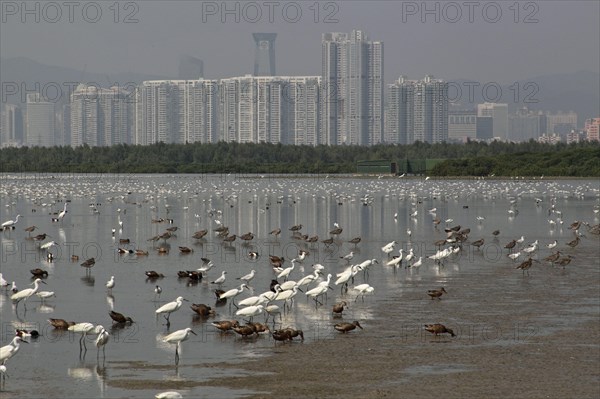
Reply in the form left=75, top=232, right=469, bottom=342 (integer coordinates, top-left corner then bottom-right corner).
left=0, top=175, right=598, bottom=398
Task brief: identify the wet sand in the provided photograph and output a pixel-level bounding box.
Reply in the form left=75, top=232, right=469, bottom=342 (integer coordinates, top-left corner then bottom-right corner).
left=199, top=260, right=600, bottom=399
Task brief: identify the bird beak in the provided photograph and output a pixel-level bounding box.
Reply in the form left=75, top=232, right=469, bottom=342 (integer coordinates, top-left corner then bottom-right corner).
left=41, top=280, right=47, bottom=284
left=183, top=298, right=189, bottom=302
left=190, top=330, right=197, bottom=335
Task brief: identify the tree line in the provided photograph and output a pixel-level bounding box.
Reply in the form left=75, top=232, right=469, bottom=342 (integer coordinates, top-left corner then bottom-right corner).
left=0, top=140, right=598, bottom=176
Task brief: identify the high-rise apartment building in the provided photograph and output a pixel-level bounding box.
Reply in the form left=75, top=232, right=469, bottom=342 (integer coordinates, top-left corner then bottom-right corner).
left=70, top=84, right=133, bottom=147
left=321, top=30, right=383, bottom=145
left=135, top=79, right=218, bottom=145
left=386, top=76, right=448, bottom=144
left=1, top=104, right=24, bottom=147
left=508, top=108, right=542, bottom=142
left=545, top=111, right=578, bottom=136
left=218, top=75, right=320, bottom=145
left=477, top=103, right=508, bottom=141
left=26, top=93, right=55, bottom=147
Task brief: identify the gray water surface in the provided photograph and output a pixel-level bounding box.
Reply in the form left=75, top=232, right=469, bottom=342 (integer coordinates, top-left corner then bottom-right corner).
left=1, top=175, right=598, bottom=398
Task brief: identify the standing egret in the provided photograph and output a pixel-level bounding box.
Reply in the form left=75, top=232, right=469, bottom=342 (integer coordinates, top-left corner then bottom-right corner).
left=68, top=322, right=95, bottom=354
left=218, top=284, right=249, bottom=309
left=35, top=291, right=55, bottom=303
left=305, top=274, right=332, bottom=306
left=277, top=260, right=295, bottom=281
left=163, top=328, right=196, bottom=365
left=11, top=278, right=46, bottom=310
left=1, top=215, right=20, bottom=231
left=235, top=304, right=264, bottom=321
left=106, top=276, right=115, bottom=293
left=0, top=274, right=8, bottom=290
left=57, top=203, right=68, bottom=223
left=353, top=284, right=374, bottom=302
left=410, top=257, right=423, bottom=268
left=95, top=326, right=110, bottom=359
left=155, top=297, right=187, bottom=327
left=1, top=335, right=27, bottom=365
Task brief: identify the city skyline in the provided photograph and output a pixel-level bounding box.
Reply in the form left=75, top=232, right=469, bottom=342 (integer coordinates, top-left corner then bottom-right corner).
left=1, top=2, right=598, bottom=85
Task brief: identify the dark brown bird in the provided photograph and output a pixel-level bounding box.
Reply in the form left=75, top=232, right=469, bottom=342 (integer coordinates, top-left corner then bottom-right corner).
left=330, top=227, right=343, bottom=235
left=187, top=271, right=203, bottom=281
left=214, top=289, right=226, bottom=302
left=178, top=246, right=193, bottom=253
left=270, top=228, right=281, bottom=237
left=269, top=255, right=284, bottom=264
left=427, top=287, right=447, bottom=300
left=569, top=220, right=582, bottom=230
left=424, top=323, right=456, bottom=338
left=119, top=238, right=130, bottom=244
left=281, top=328, right=304, bottom=340
left=334, top=321, right=363, bottom=333
left=504, top=240, right=517, bottom=250
left=566, top=236, right=580, bottom=248
left=247, top=322, right=270, bottom=335
left=240, top=232, right=254, bottom=241
left=145, top=271, right=164, bottom=279
left=223, top=234, right=237, bottom=244
left=30, top=268, right=48, bottom=278
left=33, top=233, right=48, bottom=241
left=321, top=237, right=334, bottom=247
left=543, top=251, right=561, bottom=264
left=289, top=224, right=303, bottom=232
left=557, top=255, right=573, bottom=269
left=135, top=249, right=149, bottom=256
left=492, top=230, right=500, bottom=236
left=157, top=247, right=169, bottom=254
left=24, top=225, right=37, bottom=236
left=306, top=235, right=319, bottom=244
left=192, top=230, right=208, bottom=239
left=332, top=301, right=348, bottom=315
left=471, top=238, right=484, bottom=249
left=516, top=257, right=534, bottom=275
left=191, top=303, right=215, bottom=317
left=214, top=225, right=228, bottom=233
left=48, top=318, right=76, bottom=329
left=109, top=310, right=134, bottom=324
left=211, top=320, right=239, bottom=332
left=348, top=237, right=361, bottom=247
left=80, top=257, right=95, bottom=267
left=166, top=226, right=178, bottom=232
left=271, top=329, right=293, bottom=342
left=177, top=271, right=190, bottom=278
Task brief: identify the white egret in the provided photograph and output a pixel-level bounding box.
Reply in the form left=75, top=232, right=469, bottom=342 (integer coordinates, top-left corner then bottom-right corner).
left=353, top=284, right=374, bottom=302
left=68, top=322, right=95, bottom=353
left=11, top=278, right=46, bottom=309
left=35, top=291, right=55, bottom=303
left=305, top=274, right=332, bottom=306
left=386, top=249, right=404, bottom=267
left=58, top=203, right=68, bottom=222
left=1, top=335, right=27, bottom=365
left=40, top=241, right=58, bottom=250
left=163, top=328, right=196, bottom=365
left=95, top=326, right=110, bottom=359
left=235, top=304, right=264, bottom=320
left=296, top=270, right=321, bottom=291
left=155, top=296, right=187, bottom=326
left=277, top=260, right=296, bottom=280
left=106, top=276, right=115, bottom=293
left=238, top=293, right=269, bottom=307
left=218, top=284, right=248, bottom=308
left=1, top=215, right=20, bottom=231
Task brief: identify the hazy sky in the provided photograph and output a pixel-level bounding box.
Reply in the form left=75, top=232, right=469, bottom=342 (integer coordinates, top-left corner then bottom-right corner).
left=1, top=1, right=598, bottom=84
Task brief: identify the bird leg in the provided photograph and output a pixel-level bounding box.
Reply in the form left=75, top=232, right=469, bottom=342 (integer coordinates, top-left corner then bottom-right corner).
left=175, top=345, right=180, bottom=365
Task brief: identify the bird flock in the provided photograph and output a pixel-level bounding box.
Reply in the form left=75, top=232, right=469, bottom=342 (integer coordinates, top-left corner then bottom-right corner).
left=0, top=175, right=599, bottom=397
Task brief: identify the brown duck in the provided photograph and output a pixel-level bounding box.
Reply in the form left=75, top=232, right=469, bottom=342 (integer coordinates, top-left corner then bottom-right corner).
left=424, top=323, right=456, bottom=337
left=332, top=301, right=348, bottom=315
left=211, top=320, right=239, bottom=332
left=334, top=321, right=363, bottom=333
left=191, top=303, right=215, bottom=317
left=48, top=318, right=76, bottom=329
left=427, top=287, right=447, bottom=300
left=109, top=310, right=134, bottom=324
